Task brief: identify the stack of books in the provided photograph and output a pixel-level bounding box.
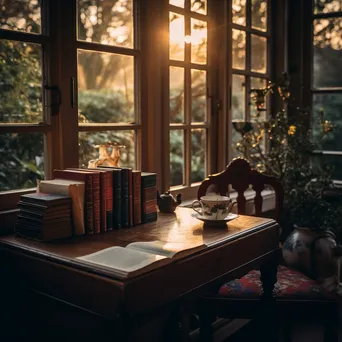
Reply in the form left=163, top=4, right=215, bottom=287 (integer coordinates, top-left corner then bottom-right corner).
left=16, top=193, right=73, bottom=241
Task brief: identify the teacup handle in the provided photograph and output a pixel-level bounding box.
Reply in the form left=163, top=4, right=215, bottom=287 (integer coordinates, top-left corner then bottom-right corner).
left=228, top=200, right=238, bottom=213
left=192, top=200, right=204, bottom=215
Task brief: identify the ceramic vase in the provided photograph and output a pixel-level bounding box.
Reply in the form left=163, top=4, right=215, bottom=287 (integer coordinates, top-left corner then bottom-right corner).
left=282, top=226, right=340, bottom=284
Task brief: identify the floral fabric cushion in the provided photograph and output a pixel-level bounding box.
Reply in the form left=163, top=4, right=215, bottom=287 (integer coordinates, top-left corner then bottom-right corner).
left=218, top=265, right=334, bottom=299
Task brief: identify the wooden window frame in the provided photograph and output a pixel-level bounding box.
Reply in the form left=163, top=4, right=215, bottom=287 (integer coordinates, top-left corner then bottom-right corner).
left=228, top=0, right=272, bottom=162
left=166, top=0, right=212, bottom=199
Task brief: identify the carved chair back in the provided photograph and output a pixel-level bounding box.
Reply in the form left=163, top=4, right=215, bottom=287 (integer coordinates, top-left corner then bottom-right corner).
left=197, top=158, right=284, bottom=222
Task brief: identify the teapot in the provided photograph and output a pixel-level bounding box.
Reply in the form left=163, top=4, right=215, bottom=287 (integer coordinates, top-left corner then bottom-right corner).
left=157, top=190, right=182, bottom=213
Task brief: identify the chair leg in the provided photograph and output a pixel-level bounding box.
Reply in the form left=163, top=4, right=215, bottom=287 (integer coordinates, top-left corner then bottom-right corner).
left=283, top=320, right=292, bottom=342
left=199, top=310, right=213, bottom=342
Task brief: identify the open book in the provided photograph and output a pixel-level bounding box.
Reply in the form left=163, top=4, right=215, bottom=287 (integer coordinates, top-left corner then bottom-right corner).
left=76, top=240, right=206, bottom=278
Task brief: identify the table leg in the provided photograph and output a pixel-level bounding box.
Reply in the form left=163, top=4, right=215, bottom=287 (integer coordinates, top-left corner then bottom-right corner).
left=260, top=256, right=278, bottom=341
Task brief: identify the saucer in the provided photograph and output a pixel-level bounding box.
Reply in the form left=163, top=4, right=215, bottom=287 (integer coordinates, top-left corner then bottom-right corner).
left=192, top=213, right=239, bottom=226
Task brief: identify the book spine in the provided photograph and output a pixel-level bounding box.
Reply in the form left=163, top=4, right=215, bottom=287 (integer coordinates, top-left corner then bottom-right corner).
left=141, top=184, right=157, bottom=223
left=105, top=171, right=113, bottom=230
left=113, top=170, right=122, bottom=229
left=99, top=173, right=107, bottom=232
left=132, top=171, right=142, bottom=226
left=92, top=173, right=101, bottom=234
left=121, top=169, right=129, bottom=228
left=141, top=173, right=157, bottom=188
left=128, top=169, right=133, bottom=226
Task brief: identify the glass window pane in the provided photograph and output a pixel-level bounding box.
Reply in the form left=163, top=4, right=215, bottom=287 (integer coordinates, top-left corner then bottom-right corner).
left=170, top=66, right=184, bottom=123
left=231, top=127, right=244, bottom=159
left=314, top=0, right=342, bottom=14
left=232, top=29, right=246, bottom=70
left=191, top=0, right=207, bottom=15
left=191, top=18, right=207, bottom=64
left=312, top=93, right=342, bottom=151
left=232, top=0, right=246, bottom=26
left=232, top=74, right=245, bottom=121
left=191, top=69, right=206, bottom=122
left=79, top=130, right=135, bottom=169
left=312, top=155, right=342, bottom=180
left=252, top=0, right=267, bottom=32
left=170, top=130, right=184, bottom=187
left=313, top=18, right=342, bottom=88
left=0, top=132, right=44, bottom=191
left=0, top=40, right=42, bottom=123
left=191, top=129, right=206, bottom=183
left=169, top=12, right=185, bottom=61
left=77, top=50, right=134, bottom=124
left=78, top=0, right=133, bottom=48
left=250, top=77, right=267, bottom=121
left=0, top=0, right=41, bottom=34
left=251, top=34, right=267, bottom=73
left=169, top=0, right=184, bottom=7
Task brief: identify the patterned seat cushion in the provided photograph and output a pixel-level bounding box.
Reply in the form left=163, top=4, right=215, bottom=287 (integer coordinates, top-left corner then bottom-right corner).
left=219, top=265, right=334, bottom=299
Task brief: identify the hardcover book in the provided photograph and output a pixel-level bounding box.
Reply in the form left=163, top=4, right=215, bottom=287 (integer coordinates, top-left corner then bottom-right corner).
left=141, top=172, right=157, bottom=223
left=53, top=169, right=94, bottom=235
left=77, top=240, right=205, bottom=279
left=132, top=170, right=142, bottom=226
left=38, top=179, right=85, bottom=236
left=87, top=168, right=113, bottom=231
left=20, top=193, right=72, bottom=207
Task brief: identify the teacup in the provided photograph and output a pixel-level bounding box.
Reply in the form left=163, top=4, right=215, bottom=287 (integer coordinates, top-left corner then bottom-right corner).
left=192, top=195, right=236, bottom=220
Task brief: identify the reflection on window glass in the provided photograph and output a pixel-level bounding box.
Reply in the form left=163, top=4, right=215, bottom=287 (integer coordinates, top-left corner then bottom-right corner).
left=79, top=130, right=135, bottom=169
left=251, top=34, right=267, bottom=73
left=191, top=129, right=206, bottom=183
left=191, top=19, right=207, bottom=64
left=170, top=66, right=184, bottom=123
left=312, top=154, right=342, bottom=180
left=169, top=0, right=184, bottom=7
left=191, top=69, right=206, bottom=122
left=170, top=130, right=184, bottom=187
left=0, top=0, right=41, bottom=34
left=250, top=77, right=267, bottom=121
left=0, top=132, right=44, bottom=191
left=314, top=0, right=342, bottom=14
left=232, top=74, right=245, bottom=121
left=312, top=94, right=342, bottom=151
left=232, top=0, right=246, bottom=26
left=0, top=40, right=42, bottom=124
left=313, top=18, right=342, bottom=88
left=252, top=0, right=267, bottom=32
left=231, top=127, right=244, bottom=159
left=77, top=50, right=134, bottom=124
left=169, top=12, right=185, bottom=61
left=78, top=0, right=133, bottom=48
left=191, top=0, right=207, bottom=14
left=232, top=29, right=246, bottom=70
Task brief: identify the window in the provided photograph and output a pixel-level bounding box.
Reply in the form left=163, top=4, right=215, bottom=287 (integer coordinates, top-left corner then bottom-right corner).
left=0, top=0, right=51, bottom=199
left=168, top=0, right=209, bottom=191
left=0, top=0, right=280, bottom=221
left=229, top=0, right=270, bottom=160
left=77, top=0, right=138, bottom=170
left=311, top=0, right=342, bottom=179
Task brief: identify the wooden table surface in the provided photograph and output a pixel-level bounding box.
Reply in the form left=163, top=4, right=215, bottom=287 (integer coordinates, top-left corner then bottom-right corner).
left=0, top=208, right=279, bottom=322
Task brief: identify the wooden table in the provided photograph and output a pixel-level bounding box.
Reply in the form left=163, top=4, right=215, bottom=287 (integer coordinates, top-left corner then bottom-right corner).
left=0, top=208, right=279, bottom=340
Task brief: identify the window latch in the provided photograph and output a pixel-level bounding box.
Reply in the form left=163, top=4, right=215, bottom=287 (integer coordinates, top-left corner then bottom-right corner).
left=44, top=83, right=61, bottom=115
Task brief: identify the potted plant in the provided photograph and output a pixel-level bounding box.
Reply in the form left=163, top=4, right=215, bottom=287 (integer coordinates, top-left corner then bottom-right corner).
left=234, top=73, right=342, bottom=286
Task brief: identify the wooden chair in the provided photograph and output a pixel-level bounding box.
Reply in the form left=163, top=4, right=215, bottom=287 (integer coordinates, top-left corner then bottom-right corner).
left=197, top=158, right=339, bottom=342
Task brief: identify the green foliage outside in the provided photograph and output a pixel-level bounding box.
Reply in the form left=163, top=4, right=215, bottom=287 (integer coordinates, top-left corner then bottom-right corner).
left=234, top=73, right=342, bottom=233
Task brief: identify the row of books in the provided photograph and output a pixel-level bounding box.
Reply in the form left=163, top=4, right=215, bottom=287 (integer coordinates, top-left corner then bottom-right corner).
left=36, top=166, right=158, bottom=236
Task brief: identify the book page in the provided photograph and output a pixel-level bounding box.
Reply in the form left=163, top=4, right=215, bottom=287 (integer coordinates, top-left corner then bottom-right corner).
left=77, top=246, right=167, bottom=275
left=126, top=240, right=205, bottom=259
